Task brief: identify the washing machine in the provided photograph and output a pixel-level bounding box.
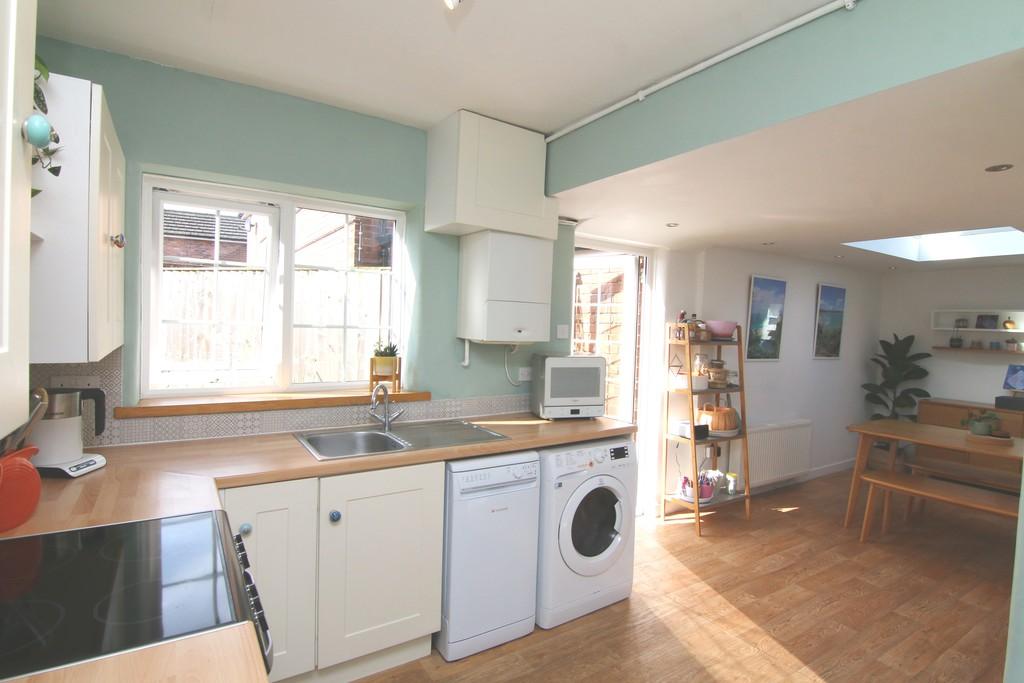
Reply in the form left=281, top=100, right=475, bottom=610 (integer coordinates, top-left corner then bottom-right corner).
left=536, top=437, right=638, bottom=629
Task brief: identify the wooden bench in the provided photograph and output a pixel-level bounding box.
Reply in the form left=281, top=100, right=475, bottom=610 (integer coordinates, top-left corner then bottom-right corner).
left=859, top=470, right=1019, bottom=542
left=906, top=455, right=1021, bottom=494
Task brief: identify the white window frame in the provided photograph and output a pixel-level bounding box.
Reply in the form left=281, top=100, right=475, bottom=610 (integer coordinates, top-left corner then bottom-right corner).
left=140, top=174, right=408, bottom=398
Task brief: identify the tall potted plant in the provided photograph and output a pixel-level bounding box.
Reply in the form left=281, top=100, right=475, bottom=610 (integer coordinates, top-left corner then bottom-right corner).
left=862, top=334, right=931, bottom=420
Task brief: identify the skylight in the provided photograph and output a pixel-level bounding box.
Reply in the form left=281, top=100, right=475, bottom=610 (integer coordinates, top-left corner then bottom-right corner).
left=844, top=227, right=1024, bottom=262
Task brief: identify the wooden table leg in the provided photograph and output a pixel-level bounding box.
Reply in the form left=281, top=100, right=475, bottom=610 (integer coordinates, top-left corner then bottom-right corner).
left=860, top=483, right=878, bottom=543
left=844, top=434, right=873, bottom=528
left=882, top=440, right=897, bottom=533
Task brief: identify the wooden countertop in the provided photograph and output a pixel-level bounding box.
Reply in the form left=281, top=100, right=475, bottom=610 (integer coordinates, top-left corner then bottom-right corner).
left=1, top=414, right=634, bottom=682
left=848, top=419, right=1024, bottom=461
left=9, top=622, right=268, bottom=683
left=5, top=414, right=633, bottom=540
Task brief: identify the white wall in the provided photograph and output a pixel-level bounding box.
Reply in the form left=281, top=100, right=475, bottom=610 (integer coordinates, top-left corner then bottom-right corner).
left=877, top=264, right=1024, bottom=403
left=662, top=247, right=882, bottom=485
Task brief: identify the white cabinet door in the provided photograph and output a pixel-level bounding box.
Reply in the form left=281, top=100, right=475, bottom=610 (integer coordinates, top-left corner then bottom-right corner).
left=0, top=0, right=35, bottom=436
left=87, top=84, right=124, bottom=361
left=222, top=478, right=318, bottom=682
left=317, top=462, right=444, bottom=669
left=28, top=74, right=124, bottom=363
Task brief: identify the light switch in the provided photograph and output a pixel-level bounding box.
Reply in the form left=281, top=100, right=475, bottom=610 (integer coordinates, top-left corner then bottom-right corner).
left=556, top=324, right=570, bottom=339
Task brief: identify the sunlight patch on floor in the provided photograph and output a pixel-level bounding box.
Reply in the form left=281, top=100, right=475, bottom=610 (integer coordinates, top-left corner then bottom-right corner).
left=650, top=547, right=826, bottom=681
left=772, top=506, right=800, bottom=513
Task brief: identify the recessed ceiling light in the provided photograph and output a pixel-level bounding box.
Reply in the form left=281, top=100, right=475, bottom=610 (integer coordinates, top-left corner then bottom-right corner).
left=985, top=163, right=1014, bottom=173
left=761, top=241, right=775, bottom=246
left=833, top=255, right=844, bottom=259
left=665, top=222, right=679, bottom=228
left=888, top=265, right=897, bottom=270
left=443, top=0, right=462, bottom=9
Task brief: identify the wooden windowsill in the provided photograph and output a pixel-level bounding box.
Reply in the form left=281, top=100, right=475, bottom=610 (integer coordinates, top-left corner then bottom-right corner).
left=114, top=388, right=431, bottom=419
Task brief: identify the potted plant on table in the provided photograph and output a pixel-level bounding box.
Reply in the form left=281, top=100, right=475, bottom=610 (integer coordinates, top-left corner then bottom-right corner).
left=962, top=410, right=1001, bottom=436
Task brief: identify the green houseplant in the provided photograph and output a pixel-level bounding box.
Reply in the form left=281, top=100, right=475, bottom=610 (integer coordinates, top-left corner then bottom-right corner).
left=962, top=410, right=1001, bottom=436
left=371, top=340, right=399, bottom=376
left=862, top=334, right=931, bottom=420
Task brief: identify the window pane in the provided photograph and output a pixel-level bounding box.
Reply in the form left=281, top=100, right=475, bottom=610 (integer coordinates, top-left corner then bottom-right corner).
left=292, top=207, right=395, bottom=385
left=154, top=200, right=275, bottom=390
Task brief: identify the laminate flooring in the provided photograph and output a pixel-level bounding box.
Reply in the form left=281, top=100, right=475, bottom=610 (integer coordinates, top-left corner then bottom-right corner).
left=364, top=471, right=1016, bottom=682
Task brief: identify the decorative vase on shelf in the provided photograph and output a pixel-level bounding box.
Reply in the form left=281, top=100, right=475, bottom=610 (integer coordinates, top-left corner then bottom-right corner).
left=1004, top=317, right=1017, bottom=330
left=949, top=332, right=963, bottom=348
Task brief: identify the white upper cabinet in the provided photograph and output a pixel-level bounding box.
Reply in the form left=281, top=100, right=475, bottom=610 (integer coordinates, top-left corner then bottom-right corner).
left=30, top=73, right=125, bottom=363
left=426, top=110, right=558, bottom=240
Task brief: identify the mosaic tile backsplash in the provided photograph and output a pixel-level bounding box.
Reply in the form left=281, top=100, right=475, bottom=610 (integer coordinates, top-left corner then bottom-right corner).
left=29, top=348, right=530, bottom=447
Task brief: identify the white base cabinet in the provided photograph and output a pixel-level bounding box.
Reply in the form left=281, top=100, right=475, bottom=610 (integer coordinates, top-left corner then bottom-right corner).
left=221, top=479, right=318, bottom=682
left=30, top=72, right=125, bottom=363
left=317, top=462, right=444, bottom=670
left=221, top=462, right=445, bottom=683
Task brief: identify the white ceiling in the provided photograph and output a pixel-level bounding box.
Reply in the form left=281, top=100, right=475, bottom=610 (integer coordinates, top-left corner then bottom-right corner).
left=557, top=49, right=1024, bottom=270
left=37, top=0, right=831, bottom=132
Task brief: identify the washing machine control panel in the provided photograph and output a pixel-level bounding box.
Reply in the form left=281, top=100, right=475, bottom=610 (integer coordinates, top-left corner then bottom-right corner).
left=553, top=442, right=631, bottom=474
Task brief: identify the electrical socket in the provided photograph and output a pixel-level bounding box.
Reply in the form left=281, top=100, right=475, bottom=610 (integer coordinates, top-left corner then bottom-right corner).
left=51, top=375, right=102, bottom=389
left=556, top=324, right=570, bottom=340
left=517, top=367, right=532, bottom=382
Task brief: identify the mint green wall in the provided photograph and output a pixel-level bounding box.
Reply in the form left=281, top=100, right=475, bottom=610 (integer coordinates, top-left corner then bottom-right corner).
left=37, top=37, right=571, bottom=402
left=547, top=0, right=1024, bottom=194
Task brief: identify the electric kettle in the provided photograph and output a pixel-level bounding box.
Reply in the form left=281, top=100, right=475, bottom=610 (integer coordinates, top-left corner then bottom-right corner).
left=31, top=388, right=107, bottom=478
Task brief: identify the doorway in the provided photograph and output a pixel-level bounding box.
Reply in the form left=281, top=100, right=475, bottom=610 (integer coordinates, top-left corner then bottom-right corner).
left=571, top=248, right=646, bottom=425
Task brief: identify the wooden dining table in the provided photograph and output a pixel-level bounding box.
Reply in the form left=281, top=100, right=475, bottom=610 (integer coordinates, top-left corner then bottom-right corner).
left=844, top=419, right=1024, bottom=528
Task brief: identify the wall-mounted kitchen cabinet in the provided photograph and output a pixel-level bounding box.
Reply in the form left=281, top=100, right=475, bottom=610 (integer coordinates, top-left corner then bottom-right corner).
left=221, top=479, right=318, bottom=682
left=426, top=110, right=557, bottom=240
left=30, top=73, right=125, bottom=363
left=317, top=462, right=444, bottom=675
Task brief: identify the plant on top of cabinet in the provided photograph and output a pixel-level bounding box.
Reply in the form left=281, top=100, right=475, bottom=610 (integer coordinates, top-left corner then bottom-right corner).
left=31, top=56, right=62, bottom=197
left=862, top=334, right=932, bottom=421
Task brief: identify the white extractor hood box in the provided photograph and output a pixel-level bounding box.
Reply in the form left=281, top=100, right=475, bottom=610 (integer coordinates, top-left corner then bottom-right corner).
left=457, top=231, right=552, bottom=344
left=426, top=110, right=558, bottom=240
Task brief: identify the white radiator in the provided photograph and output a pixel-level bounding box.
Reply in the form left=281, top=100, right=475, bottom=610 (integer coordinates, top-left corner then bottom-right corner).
left=745, top=419, right=812, bottom=487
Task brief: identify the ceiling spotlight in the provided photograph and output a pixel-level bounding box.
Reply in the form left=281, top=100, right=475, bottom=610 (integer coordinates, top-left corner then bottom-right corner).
left=833, top=254, right=844, bottom=259
left=888, top=266, right=898, bottom=270
left=443, top=0, right=462, bottom=9
left=761, top=241, right=775, bottom=246
left=665, top=222, right=679, bottom=228
left=985, top=163, right=1014, bottom=173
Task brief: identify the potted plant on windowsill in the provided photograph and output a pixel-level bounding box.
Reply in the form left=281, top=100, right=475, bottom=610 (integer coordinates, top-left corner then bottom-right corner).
left=369, top=340, right=401, bottom=392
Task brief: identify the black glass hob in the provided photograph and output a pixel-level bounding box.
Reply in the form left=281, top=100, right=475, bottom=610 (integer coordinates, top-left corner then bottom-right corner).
left=0, top=510, right=252, bottom=680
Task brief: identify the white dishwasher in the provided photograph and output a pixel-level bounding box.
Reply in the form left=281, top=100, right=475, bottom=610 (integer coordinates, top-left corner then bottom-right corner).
left=435, top=450, right=540, bottom=661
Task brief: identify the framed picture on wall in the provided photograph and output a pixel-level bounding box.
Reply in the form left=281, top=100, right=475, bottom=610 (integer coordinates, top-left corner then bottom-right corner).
left=813, top=283, right=846, bottom=359
left=746, top=275, right=787, bottom=361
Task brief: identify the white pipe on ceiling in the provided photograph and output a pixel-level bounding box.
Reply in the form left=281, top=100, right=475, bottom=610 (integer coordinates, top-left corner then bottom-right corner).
left=545, top=0, right=858, bottom=143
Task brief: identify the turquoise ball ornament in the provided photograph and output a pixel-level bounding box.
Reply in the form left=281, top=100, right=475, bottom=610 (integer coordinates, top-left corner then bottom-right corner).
left=22, top=113, right=52, bottom=148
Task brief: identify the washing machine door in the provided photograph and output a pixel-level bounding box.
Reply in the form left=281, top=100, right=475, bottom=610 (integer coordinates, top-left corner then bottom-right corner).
left=558, top=474, right=631, bottom=576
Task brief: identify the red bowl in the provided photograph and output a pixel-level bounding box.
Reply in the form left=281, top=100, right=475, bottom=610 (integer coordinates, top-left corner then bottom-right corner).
left=0, top=446, right=41, bottom=533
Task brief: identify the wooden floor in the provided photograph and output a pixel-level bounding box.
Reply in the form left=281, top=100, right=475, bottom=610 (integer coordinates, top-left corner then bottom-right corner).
left=365, top=471, right=1015, bottom=682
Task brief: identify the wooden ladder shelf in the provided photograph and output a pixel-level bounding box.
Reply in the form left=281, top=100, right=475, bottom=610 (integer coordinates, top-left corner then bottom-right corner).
left=661, top=322, right=753, bottom=536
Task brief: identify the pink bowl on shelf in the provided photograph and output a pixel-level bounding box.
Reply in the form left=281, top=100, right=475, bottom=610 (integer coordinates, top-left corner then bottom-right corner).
left=706, top=320, right=738, bottom=338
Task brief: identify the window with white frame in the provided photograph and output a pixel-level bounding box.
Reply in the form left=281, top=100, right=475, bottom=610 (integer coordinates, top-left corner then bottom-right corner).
left=141, top=175, right=407, bottom=397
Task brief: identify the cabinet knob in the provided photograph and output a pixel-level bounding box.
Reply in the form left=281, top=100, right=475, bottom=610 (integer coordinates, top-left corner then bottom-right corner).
left=239, top=523, right=253, bottom=536
left=328, top=510, right=342, bottom=523
left=110, top=233, right=126, bottom=249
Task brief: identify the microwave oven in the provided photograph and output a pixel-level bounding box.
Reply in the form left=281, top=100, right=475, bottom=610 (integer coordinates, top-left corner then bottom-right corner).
left=530, top=354, right=606, bottom=419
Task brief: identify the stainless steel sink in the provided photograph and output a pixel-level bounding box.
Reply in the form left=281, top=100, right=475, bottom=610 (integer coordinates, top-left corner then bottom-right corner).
left=296, top=419, right=507, bottom=461
left=296, top=430, right=411, bottom=460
